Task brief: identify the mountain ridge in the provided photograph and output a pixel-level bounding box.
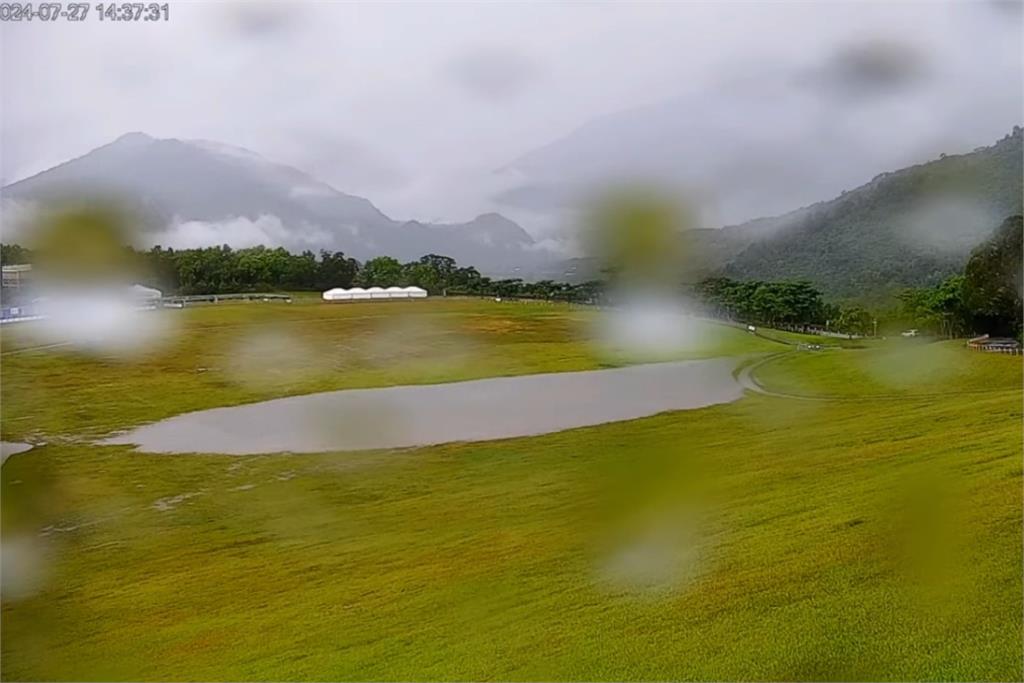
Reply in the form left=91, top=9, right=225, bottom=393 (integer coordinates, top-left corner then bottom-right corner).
left=539, top=127, right=1022, bottom=297
left=4, top=127, right=1021, bottom=295
left=713, top=126, right=1023, bottom=298
left=1, top=132, right=549, bottom=276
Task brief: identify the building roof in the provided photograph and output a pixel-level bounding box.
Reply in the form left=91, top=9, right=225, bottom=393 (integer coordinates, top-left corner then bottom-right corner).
left=130, top=284, right=162, bottom=298
left=322, top=285, right=428, bottom=296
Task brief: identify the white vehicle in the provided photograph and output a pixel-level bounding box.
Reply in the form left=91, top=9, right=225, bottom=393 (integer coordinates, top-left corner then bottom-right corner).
left=901, top=329, right=919, bottom=338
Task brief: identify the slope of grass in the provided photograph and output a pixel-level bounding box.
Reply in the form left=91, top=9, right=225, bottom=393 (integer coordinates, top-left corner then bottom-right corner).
left=752, top=339, right=1021, bottom=397
left=1, top=302, right=1020, bottom=681
left=751, top=327, right=866, bottom=348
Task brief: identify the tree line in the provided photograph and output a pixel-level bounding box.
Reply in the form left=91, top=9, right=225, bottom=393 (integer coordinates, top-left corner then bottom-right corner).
left=3, top=213, right=1019, bottom=338
left=695, top=216, right=1022, bottom=339
left=895, top=215, right=1022, bottom=339
left=0, top=241, right=872, bottom=332
left=0, top=243, right=606, bottom=304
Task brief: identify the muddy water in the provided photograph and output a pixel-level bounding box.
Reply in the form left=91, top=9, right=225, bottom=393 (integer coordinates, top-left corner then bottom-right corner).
left=1, top=442, right=34, bottom=464
left=105, top=358, right=744, bottom=455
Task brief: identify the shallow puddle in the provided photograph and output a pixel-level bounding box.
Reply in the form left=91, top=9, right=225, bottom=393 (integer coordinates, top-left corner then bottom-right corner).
left=106, top=359, right=743, bottom=454
left=1, top=441, right=34, bottom=464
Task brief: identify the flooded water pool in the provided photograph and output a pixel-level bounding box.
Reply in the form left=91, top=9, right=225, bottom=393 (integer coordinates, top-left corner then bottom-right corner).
left=105, top=358, right=744, bottom=454
left=1, top=441, right=34, bottom=464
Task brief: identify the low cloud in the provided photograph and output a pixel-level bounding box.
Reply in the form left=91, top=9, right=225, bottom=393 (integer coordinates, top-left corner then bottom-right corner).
left=218, top=1, right=305, bottom=39
left=526, top=237, right=570, bottom=254
left=146, top=215, right=335, bottom=253
left=276, top=131, right=410, bottom=194
left=444, top=46, right=541, bottom=100
left=895, top=195, right=1002, bottom=255
left=0, top=198, right=42, bottom=243
left=800, top=39, right=931, bottom=98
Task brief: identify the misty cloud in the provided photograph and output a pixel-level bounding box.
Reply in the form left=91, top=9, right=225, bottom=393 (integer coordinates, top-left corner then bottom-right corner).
left=895, top=195, right=1003, bottom=255
left=983, top=0, right=1024, bottom=20
left=147, top=215, right=335, bottom=253
left=0, top=198, right=41, bottom=243
left=1, top=2, right=1021, bottom=231
left=277, top=131, right=410, bottom=194
left=801, top=39, right=931, bottom=98
left=444, top=46, right=540, bottom=100
left=218, top=1, right=305, bottom=39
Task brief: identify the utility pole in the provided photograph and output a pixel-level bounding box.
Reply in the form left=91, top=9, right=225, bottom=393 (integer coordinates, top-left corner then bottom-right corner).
left=873, top=318, right=878, bottom=338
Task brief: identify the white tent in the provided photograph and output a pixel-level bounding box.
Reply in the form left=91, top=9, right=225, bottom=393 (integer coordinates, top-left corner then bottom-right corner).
left=322, top=286, right=428, bottom=302
left=403, top=286, right=428, bottom=298
left=322, top=288, right=353, bottom=301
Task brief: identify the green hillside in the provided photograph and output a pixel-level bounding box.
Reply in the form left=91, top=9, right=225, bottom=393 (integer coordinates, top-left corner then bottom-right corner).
left=708, top=128, right=1022, bottom=299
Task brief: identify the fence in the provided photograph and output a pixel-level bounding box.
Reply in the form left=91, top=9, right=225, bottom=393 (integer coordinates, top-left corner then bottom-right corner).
left=763, top=321, right=868, bottom=339
left=161, top=293, right=293, bottom=307
left=966, top=335, right=1022, bottom=355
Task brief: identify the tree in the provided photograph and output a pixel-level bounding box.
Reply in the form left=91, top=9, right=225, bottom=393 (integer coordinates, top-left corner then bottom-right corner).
left=962, top=215, right=1022, bottom=338
left=1, top=243, right=32, bottom=266
left=899, top=275, right=970, bottom=338
left=693, top=277, right=829, bottom=327
left=930, top=275, right=969, bottom=339
left=835, top=305, right=873, bottom=336
left=358, top=256, right=403, bottom=287
left=284, top=250, right=319, bottom=290
left=317, top=251, right=360, bottom=290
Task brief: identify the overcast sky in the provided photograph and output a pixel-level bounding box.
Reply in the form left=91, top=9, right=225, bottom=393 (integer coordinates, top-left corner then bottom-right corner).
left=2, top=1, right=1021, bottom=233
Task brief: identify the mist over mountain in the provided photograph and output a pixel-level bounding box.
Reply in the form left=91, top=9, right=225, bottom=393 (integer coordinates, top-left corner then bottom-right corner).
left=494, top=60, right=1019, bottom=232
left=1, top=133, right=554, bottom=276
left=536, top=128, right=1023, bottom=298
left=3, top=126, right=1020, bottom=298
left=709, top=127, right=1023, bottom=298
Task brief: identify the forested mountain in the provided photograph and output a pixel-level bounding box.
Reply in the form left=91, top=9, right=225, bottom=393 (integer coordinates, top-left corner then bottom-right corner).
left=4, top=129, right=1019, bottom=297
left=711, top=127, right=1023, bottom=299
left=1, top=133, right=552, bottom=276
left=525, top=129, right=1022, bottom=294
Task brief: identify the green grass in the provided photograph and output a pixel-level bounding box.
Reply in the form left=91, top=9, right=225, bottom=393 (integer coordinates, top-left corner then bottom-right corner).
left=752, top=339, right=1022, bottom=397
left=1, top=300, right=1020, bottom=681
left=750, top=327, right=868, bottom=348
left=0, top=299, right=778, bottom=441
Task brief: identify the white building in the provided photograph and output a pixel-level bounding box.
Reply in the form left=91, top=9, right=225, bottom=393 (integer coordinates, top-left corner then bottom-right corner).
left=322, top=286, right=427, bottom=302
left=1, top=264, right=32, bottom=289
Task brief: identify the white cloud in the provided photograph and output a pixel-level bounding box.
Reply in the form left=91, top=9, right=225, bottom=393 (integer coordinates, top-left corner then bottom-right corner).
left=288, top=185, right=335, bottom=199
left=444, top=45, right=540, bottom=100
left=0, top=198, right=42, bottom=243
left=147, top=215, right=334, bottom=253
left=1, top=2, right=1020, bottom=231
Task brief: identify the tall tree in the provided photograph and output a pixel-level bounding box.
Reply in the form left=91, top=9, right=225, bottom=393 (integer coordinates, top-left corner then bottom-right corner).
left=359, top=256, right=403, bottom=287
left=962, top=215, right=1023, bottom=337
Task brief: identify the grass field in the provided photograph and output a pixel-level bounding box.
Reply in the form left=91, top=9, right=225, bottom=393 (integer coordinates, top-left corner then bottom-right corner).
left=0, top=299, right=779, bottom=441
left=752, top=339, right=1021, bottom=397
left=1, top=299, right=1020, bottom=681
left=746, top=327, right=866, bottom=348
